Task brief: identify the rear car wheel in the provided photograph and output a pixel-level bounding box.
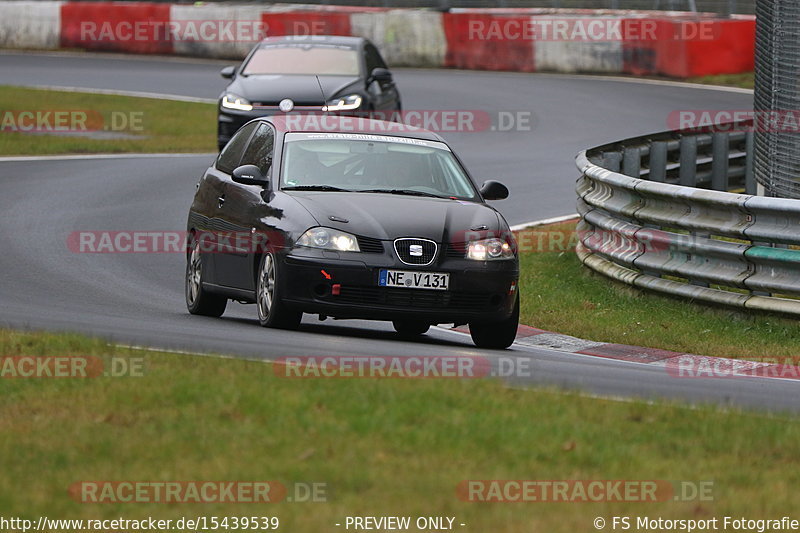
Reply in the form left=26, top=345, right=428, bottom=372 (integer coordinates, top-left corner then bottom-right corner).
left=257, top=252, right=302, bottom=330
left=392, top=320, right=430, bottom=336
left=469, top=293, right=519, bottom=349
left=186, top=237, right=227, bottom=317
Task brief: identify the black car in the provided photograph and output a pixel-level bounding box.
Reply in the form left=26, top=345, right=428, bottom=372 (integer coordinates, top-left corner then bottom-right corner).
left=217, top=35, right=402, bottom=151
left=186, top=116, right=519, bottom=349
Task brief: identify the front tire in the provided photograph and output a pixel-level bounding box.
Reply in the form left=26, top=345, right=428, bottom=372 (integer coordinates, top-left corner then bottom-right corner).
left=185, top=237, right=227, bottom=317
left=392, top=320, right=430, bottom=337
left=256, top=252, right=302, bottom=330
left=469, top=293, right=519, bottom=349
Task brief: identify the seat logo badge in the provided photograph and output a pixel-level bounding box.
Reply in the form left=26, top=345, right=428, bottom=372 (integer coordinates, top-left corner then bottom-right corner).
left=279, top=98, right=294, bottom=113
left=409, top=244, right=423, bottom=256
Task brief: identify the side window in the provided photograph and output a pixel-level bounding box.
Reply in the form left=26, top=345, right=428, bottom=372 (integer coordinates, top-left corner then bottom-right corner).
left=364, top=44, right=386, bottom=74
left=240, top=123, right=275, bottom=177
left=216, top=122, right=258, bottom=174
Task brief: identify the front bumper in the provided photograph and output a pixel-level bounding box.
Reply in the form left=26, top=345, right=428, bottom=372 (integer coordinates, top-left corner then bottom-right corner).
left=279, top=249, right=519, bottom=324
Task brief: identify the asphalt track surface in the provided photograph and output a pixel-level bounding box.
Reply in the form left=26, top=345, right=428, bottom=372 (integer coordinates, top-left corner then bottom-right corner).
left=3, top=52, right=794, bottom=412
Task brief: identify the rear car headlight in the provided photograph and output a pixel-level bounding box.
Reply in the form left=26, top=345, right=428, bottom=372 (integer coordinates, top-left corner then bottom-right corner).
left=221, top=93, right=253, bottom=111
left=466, top=238, right=514, bottom=261
left=323, top=94, right=363, bottom=112
left=297, top=227, right=360, bottom=252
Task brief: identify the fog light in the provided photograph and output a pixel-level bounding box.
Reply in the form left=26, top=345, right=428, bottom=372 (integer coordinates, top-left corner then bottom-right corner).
left=313, top=284, right=329, bottom=297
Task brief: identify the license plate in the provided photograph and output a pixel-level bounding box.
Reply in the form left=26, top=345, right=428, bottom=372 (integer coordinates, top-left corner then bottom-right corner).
left=379, top=269, right=449, bottom=290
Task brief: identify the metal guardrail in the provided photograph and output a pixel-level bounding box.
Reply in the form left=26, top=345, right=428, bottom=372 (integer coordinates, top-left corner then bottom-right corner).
left=575, top=120, right=800, bottom=317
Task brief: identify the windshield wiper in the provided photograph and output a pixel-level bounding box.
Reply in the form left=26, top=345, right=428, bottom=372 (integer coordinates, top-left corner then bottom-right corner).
left=357, top=188, right=447, bottom=199
left=282, top=185, right=352, bottom=192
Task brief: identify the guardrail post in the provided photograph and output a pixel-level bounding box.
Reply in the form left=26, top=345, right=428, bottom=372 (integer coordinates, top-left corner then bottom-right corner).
left=648, top=141, right=668, bottom=183
left=601, top=151, right=622, bottom=172
left=745, top=130, right=756, bottom=195
left=679, top=136, right=697, bottom=187
left=711, top=132, right=730, bottom=191
left=623, top=147, right=641, bottom=178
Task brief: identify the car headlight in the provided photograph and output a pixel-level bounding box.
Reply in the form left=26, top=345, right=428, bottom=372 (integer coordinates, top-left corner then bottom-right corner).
left=323, top=94, right=363, bottom=112
left=297, top=227, right=360, bottom=252
left=466, top=238, right=514, bottom=261
left=221, top=93, right=253, bottom=111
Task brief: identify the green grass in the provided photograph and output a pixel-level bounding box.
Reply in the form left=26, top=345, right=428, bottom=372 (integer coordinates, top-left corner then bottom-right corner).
left=0, top=86, right=216, bottom=155
left=1, top=328, right=799, bottom=532
left=518, top=221, right=800, bottom=360
left=687, top=72, right=754, bottom=89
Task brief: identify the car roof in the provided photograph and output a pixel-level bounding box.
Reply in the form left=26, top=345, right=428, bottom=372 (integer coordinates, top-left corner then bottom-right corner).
left=265, top=115, right=446, bottom=142
left=258, top=35, right=366, bottom=48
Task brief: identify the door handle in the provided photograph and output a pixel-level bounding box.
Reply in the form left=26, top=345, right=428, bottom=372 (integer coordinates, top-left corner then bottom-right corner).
left=217, top=194, right=225, bottom=208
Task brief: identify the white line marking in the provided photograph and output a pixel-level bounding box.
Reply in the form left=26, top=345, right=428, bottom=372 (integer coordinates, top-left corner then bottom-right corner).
left=22, top=84, right=216, bottom=104
left=115, top=343, right=267, bottom=363
left=441, top=68, right=754, bottom=94
left=0, top=48, right=234, bottom=66
left=510, top=213, right=579, bottom=231
left=0, top=153, right=214, bottom=162
left=554, top=74, right=754, bottom=94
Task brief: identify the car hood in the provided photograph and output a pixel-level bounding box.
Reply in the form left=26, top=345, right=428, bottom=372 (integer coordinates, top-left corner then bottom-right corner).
left=286, top=192, right=502, bottom=243
left=226, top=75, right=362, bottom=104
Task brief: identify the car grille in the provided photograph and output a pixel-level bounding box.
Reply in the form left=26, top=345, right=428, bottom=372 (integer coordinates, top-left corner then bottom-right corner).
left=335, top=286, right=497, bottom=311
left=356, top=235, right=384, bottom=254
left=445, top=242, right=466, bottom=258
left=394, top=238, right=437, bottom=266
left=251, top=103, right=323, bottom=111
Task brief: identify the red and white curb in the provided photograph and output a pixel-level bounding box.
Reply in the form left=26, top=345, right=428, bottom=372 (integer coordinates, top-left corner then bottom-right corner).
left=450, top=324, right=800, bottom=381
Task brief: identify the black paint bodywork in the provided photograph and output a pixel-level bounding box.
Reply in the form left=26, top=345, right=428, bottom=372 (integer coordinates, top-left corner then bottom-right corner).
left=188, top=116, right=519, bottom=326
left=217, top=35, right=402, bottom=149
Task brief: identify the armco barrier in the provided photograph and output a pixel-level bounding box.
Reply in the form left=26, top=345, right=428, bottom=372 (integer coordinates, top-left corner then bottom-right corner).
left=0, top=2, right=754, bottom=78
left=0, top=1, right=61, bottom=49
left=443, top=12, right=535, bottom=72
left=575, top=121, right=800, bottom=317
left=60, top=1, right=172, bottom=54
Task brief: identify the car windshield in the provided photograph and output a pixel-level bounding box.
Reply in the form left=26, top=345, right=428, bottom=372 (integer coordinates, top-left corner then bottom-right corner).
left=280, top=133, right=479, bottom=201
left=242, top=44, right=359, bottom=76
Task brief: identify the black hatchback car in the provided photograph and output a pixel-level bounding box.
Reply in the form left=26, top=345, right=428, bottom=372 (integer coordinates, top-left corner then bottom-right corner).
left=217, top=35, right=401, bottom=150
left=186, top=116, right=519, bottom=349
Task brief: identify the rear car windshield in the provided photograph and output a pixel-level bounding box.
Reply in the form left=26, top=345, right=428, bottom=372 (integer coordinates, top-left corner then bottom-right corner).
left=281, top=133, right=479, bottom=201
left=242, top=44, right=360, bottom=76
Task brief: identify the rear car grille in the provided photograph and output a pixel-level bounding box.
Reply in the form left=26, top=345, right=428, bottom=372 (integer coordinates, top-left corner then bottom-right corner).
left=335, top=286, right=496, bottom=311
left=356, top=235, right=384, bottom=254
left=394, top=238, right=437, bottom=265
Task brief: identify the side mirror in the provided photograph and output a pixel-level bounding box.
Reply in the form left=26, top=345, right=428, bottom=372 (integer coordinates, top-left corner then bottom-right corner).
left=369, top=67, right=393, bottom=84
left=480, top=180, right=509, bottom=200
left=220, top=66, right=236, bottom=79
left=232, top=164, right=268, bottom=187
